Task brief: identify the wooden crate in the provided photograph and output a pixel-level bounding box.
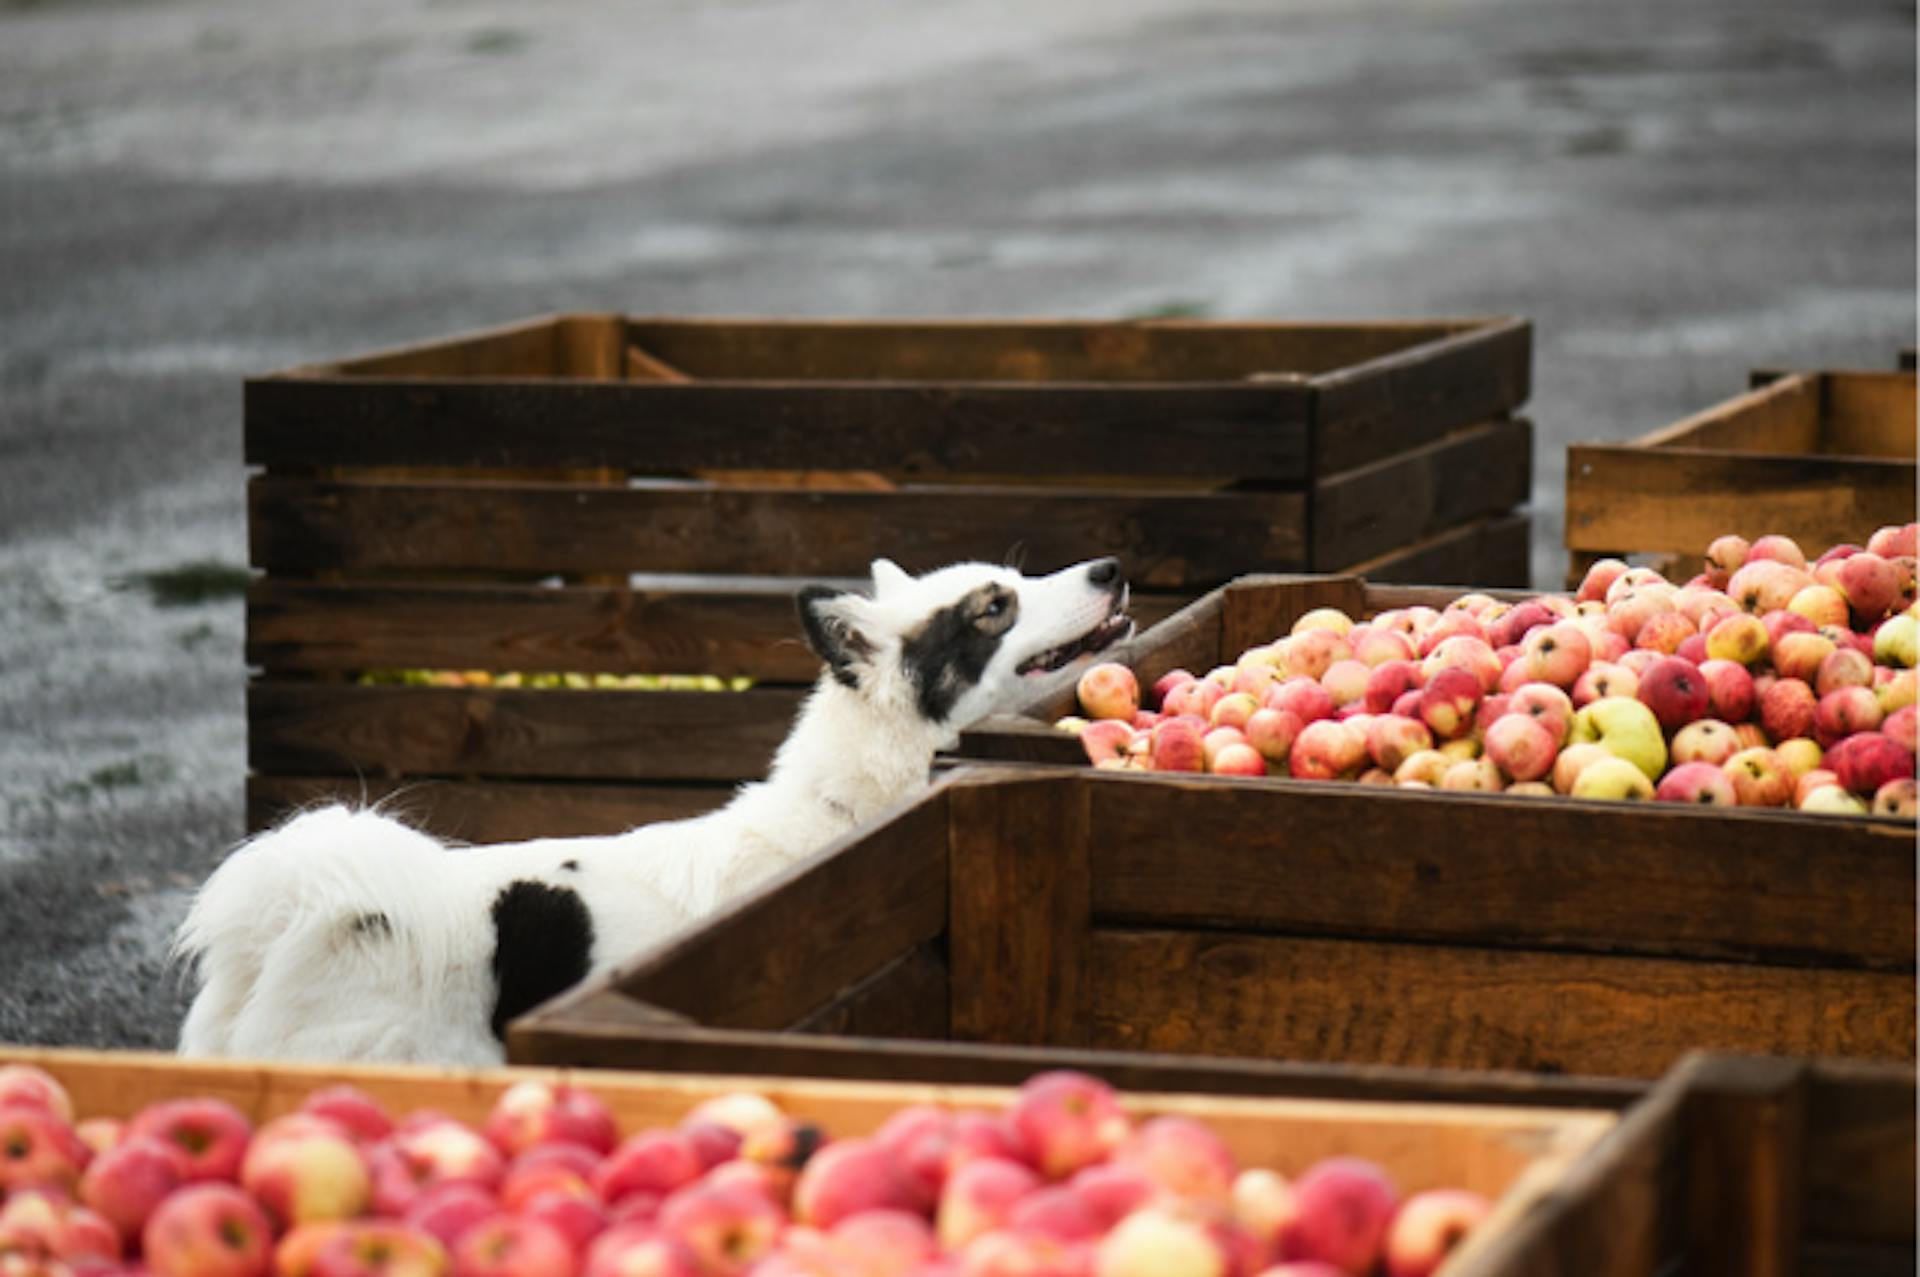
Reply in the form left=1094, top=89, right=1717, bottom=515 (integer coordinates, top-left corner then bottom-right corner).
left=1565, top=369, right=1916, bottom=583
left=1472, top=1053, right=1915, bottom=1277
left=0, top=1045, right=1614, bottom=1277
left=245, top=313, right=1533, bottom=840
left=510, top=761, right=1914, bottom=1085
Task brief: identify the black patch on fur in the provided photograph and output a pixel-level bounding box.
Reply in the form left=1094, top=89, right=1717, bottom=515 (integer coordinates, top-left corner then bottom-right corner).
left=900, top=584, right=1016, bottom=722
left=560, top=859, right=579, bottom=872
left=488, top=880, right=594, bottom=1042
left=797, top=586, right=870, bottom=689
left=349, top=912, right=392, bottom=938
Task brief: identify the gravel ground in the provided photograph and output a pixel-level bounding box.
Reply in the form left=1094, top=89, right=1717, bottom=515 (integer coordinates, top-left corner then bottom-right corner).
left=0, top=0, right=1912, bottom=1053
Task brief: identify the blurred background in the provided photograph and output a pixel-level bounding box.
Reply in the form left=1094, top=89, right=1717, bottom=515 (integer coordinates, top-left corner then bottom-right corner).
left=0, top=0, right=1913, bottom=1051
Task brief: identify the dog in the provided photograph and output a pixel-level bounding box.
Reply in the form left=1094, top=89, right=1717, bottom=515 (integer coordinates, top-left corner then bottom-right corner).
left=174, top=556, right=1130, bottom=1066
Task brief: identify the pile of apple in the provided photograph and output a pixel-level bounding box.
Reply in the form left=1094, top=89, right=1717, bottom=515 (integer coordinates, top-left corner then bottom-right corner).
left=0, top=1062, right=1496, bottom=1277
left=1066, top=526, right=1919, bottom=816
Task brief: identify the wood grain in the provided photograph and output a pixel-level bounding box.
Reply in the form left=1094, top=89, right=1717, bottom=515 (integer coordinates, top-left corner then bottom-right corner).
left=1636, top=374, right=1820, bottom=453
left=1312, top=418, right=1532, bottom=570
left=789, top=943, right=952, bottom=1041
left=248, top=478, right=1309, bottom=589
left=1825, top=371, right=1918, bottom=458
left=1083, top=929, right=1916, bottom=1076
left=245, top=774, right=731, bottom=841
left=1802, top=1059, right=1918, bottom=1244
left=247, top=682, right=803, bottom=782
left=1340, top=512, right=1533, bottom=589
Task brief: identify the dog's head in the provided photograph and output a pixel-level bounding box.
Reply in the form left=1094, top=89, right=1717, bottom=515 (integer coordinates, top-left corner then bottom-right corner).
left=797, top=557, right=1132, bottom=730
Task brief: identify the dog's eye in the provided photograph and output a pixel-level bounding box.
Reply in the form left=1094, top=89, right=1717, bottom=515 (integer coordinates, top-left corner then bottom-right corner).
left=983, top=596, right=1009, bottom=618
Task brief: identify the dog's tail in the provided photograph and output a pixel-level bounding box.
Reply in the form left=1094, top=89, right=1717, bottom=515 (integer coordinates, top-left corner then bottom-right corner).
left=173, top=804, right=461, bottom=1058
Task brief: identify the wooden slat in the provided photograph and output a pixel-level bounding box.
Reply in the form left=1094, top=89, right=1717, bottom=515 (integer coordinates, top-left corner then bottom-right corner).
left=245, top=580, right=1194, bottom=679
left=1802, top=1059, right=1919, bottom=1244
left=247, top=479, right=1309, bottom=589
left=1634, top=374, right=1821, bottom=453
left=1, top=1046, right=1608, bottom=1206
left=1824, top=371, right=1918, bottom=459
left=947, top=773, right=1091, bottom=1048
left=789, top=943, right=952, bottom=1041
left=244, top=381, right=1311, bottom=481
left=1312, top=418, right=1532, bottom=570
left=311, top=314, right=566, bottom=378
left=622, top=316, right=1479, bottom=382
left=1310, top=318, right=1532, bottom=474
left=610, top=788, right=951, bottom=1029
left=1218, top=574, right=1371, bottom=655
left=1680, top=1055, right=1806, bottom=1277
left=247, top=682, right=804, bottom=782
left=1081, top=774, right=1916, bottom=971
left=1342, top=512, right=1534, bottom=589
left=245, top=775, right=730, bottom=842
left=1083, top=930, right=1916, bottom=1077
left=554, top=314, right=627, bottom=379
left=1564, top=446, right=1916, bottom=558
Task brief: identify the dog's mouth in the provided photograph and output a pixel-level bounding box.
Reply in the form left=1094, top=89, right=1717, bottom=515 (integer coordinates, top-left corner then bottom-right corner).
left=1016, top=597, right=1134, bottom=676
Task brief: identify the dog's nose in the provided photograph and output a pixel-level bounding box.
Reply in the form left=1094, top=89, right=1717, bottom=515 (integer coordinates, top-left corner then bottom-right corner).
left=1086, top=557, right=1122, bottom=588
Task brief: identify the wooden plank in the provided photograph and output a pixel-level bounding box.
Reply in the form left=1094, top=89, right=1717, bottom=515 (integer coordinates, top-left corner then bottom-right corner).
left=947, top=773, right=1091, bottom=1048
left=1679, top=1055, right=1806, bottom=1277
left=1219, top=574, right=1372, bottom=655
left=1083, top=930, right=1917, bottom=1077
left=1824, top=371, right=1918, bottom=459
left=1801, top=1059, right=1918, bottom=1244
left=622, top=316, right=1478, bottom=382
left=1312, top=419, right=1532, bottom=570
left=1, top=1046, right=1610, bottom=1205
left=247, top=478, right=1310, bottom=589
left=245, top=774, right=731, bottom=842
left=1564, top=446, right=1916, bottom=559
left=244, top=380, right=1311, bottom=481
left=789, top=943, right=952, bottom=1041
left=247, top=682, right=803, bottom=782
left=1633, top=374, right=1821, bottom=453
left=1310, top=318, right=1532, bottom=474
left=1081, top=774, right=1916, bottom=972
left=610, top=788, right=951, bottom=1029
left=246, top=579, right=829, bottom=680
left=245, top=580, right=1193, bottom=679
left=310, top=314, right=566, bottom=378
left=1341, top=512, right=1534, bottom=589
left=554, top=314, right=627, bottom=380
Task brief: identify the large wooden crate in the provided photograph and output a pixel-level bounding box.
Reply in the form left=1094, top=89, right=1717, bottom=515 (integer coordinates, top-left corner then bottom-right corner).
left=244, top=313, right=1533, bottom=840
left=511, top=763, right=1914, bottom=1085
left=1565, top=369, right=1916, bottom=582
left=0, top=1047, right=1613, bottom=1277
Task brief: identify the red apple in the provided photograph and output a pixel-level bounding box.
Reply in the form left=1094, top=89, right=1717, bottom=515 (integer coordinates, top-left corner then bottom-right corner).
left=1483, top=713, right=1557, bottom=784
left=1834, top=551, right=1901, bottom=621
left=1417, top=667, right=1482, bottom=741
left=1697, top=659, right=1755, bottom=723
left=1382, top=1188, right=1491, bottom=1277
left=791, top=1140, right=928, bottom=1228
left=580, top=1224, right=702, bottom=1277
left=450, top=1217, right=574, bottom=1277
left=1655, top=762, right=1739, bottom=806
left=1827, top=733, right=1918, bottom=795
left=1636, top=657, right=1710, bottom=733
left=593, top=1132, right=703, bottom=1210
left=1747, top=534, right=1808, bottom=571
left=1005, top=1187, right=1104, bottom=1244
left=142, top=1184, right=274, bottom=1277
left=1276, top=1157, right=1397, bottom=1275
left=1066, top=1163, right=1158, bottom=1231
left=127, top=1098, right=252, bottom=1186
left=1078, top=719, right=1136, bottom=768
left=1723, top=747, right=1791, bottom=807
left=1576, top=558, right=1630, bottom=604
left=1209, top=742, right=1268, bottom=778
left=1267, top=678, right=1335, bottom=726
left=0, top=1104, right=90, bottom=1193
left=1009, top=1073, right=1129, bottom=1182
left=1077, top=663, right=1141, bottom=722
left=403, top=1183, right=500, bottom=1254
left=937, top=1157, right=1041, bottom=1251
left=483, top=1083, right=618, bottom=1160
left=80, top=1133, right=189, bottom=1245
left=0, top=1067, right=74, bottom=1125
left=1758, top=678, right=1818, bottom=744
left=1365, top=715, right=1433, bottom=774
left=243, top=1115, right=374, bottom=1229
left=1244, top=708, right=1304, bottom=768
left=830, top=1210, right=939, bottom=1275
left=656, top=1184, right=785, bottom=1277
left=309, top=1222, right=449, bottom=1277
left=300, top=1087, right=395, bottom=1146
left=1148, top=719, right=1207, bottom=773
left=1703, top=535, right=1749, bottom=588
left=1815, top=647, right=1874, bottom=696
left=1814, top=686, right=1884, bottom=748
left=1288, top=719, right=1367, bottom=781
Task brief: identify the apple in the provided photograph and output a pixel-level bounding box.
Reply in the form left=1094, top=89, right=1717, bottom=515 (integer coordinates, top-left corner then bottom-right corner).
left=1723, top=747, right=1791, bottom=807
left=1078, top=719, right=1136, bottom=768
left=1873, top=614, right=1919, bottom=669
left=242, top=1115, right=373, bottom=1229
left=1655, top=762, right=1739, bottom=806
left=1077, top=664, right=1141, bottom=722
left=1605, top=590, right=1677, bottom=645
left=792, top=1140, right=928, bottom=1228
left=1094, top=1209, right=1227, bottom=1277
left=1276, top=1157, right=1396, bottom=1274
left=1872, top=778, right=1918, bottom=818
left=1518, top=623, right=1591, bottom=690
left=1786, top=584, right=1851, bottom=630
left=142, top=1184, right=275, bottom=1277
left=656, top=1184, right=784, bottom=1276
left=1439, top=758, right=1503, bottom=792
left=0, top=1104, right=91, bottom=1197
left=1292, top=607, right=1354, bottom=637
left=1209, top=742, right=1268, bottom=778
left=1289, top=719, right=1368, bottom=781
left=1067, top=1163, right=1159, bottom=1232
left=1286, top=630, right=1352, bottom=682
left=1569, top=697, right=1667, bottom=782
left=483, top=1083, right=618, bottom=1160
left=1571, top=756, right=1655, bottom=801
left=1362, top=662, right=1424, bottom=717
left=580, top=1224, right=702, bottom=1277
left=829, top=1210, right=939, bottom=1275
left=1747, top=534, right=1808, bottom=571
left=1703, top=535, right=1749, bottom=588
left=127, top=1098, right=252, bottom=1186
left=1762, top=608, right=1817, bottom=649
left=1164, top=679, right=1224, bottom=722
left=1244, top=708, right=1304, bottom=768
left=1505, top=683, right=1574, bottom=747
left=1382, top=1188, right=1491, bottom=1277
left=1867, top=524, right=1919, bottom=558
left=1768, top=631, right=1834, bottom=684
left=1773, top=736, right=1824, bottom=779
left=942, top=1111, right=1030, bottom=1179
left=937, top=1157, right=1042, bottom=1250
left=1416, top=612, right=1487, bottom=659
left=1209, top=693, right=1262, bottom=733
left=1151, top=669, right=1198, bottom=709
left=1421, top=636, right=1502, bottom=695
left=1703, top=613, right=1769, bottom=665
left=1827, top=733, right=1918, bottom=795
left=1392, top=750, right=1452, bottom=787
left=1268, top=677, right=1335, bottom=726
left=1879, top=668, right=1918, bottom=715
left=1549, top=743, right=1612, bottom=795
left=1009, top=1073, right=1129, bottom=1182
left=1814, top=686, right=1884, bottom=748
left=501, top=1143, right=602, bottom=1210
left=80, top=1133, right=189, bottom=1243
left=302, top=1087, right=396, bottom=1146
left=401, top=1182, right=499, bottom=1253
left=1228, top=1167, right=1296, bottom=1253
left=0, top=1067, right=74, bottom=1124
left=1352, top=628, right=1417, bottom=668
left=1111, top=1116, right=1235, bottom=1205
left=1483, top=714, right=1557, bottom=784
left=1576, top=558, right=1630, bottom=604
left=1148, top=719, right=1207, bottom=773
left=1691, top=659, right=1751, bottom=723
left=1636, top=657, right=1710, bottom=733
left=1801, top=786, right=1870, bottom=815
left=1570, top=662, right=1638, bottom=708
left=1759, top=678, right=1818, bottom=744
left=0, top=1191, right=121, bottom=1267
left=1887, top=705, right=1919, bottom=754
left=1633, top=610, right=1697, bottom=656
left=309, top=1222, right=449, bottom=1277
left=1834, top=552, right=1901, bottom=621
left=1815, top=648, right=1874, bottom=696
left=1365, top=715, right=1433, bottom=774
left=449, top=1217, right=575, bottom=1277
left=593, top=1132, right=704, bottom=1210
left=1417, top=668, right=1482, bottom=741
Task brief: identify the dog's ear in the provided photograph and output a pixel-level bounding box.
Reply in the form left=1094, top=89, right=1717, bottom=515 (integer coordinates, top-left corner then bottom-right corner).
left=797, top=586, right=882, bottom=689
left=869, top=558, right=913, bottom=599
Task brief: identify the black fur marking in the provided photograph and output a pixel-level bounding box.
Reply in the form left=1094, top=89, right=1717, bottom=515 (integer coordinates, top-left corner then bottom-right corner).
left=488, top=880, right=594, bottom=1042
left=797, top=586, right=869, bottom=689
left=900, top=584, right=1017, bottom=722
left=349, top=912, right=392, bottom=938
left=560, top=859, right=580, bottom=872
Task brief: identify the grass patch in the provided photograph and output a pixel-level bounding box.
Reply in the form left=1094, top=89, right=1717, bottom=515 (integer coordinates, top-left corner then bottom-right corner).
left=120, top=561, right=252, bottom=608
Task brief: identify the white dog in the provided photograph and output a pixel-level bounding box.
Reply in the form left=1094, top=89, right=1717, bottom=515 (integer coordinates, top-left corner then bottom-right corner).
left=175, top=556, right=1130, bottom=1066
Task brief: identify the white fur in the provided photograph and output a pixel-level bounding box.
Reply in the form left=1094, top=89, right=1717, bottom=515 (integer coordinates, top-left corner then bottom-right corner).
left=175, top=557, right=1127, bottom=1066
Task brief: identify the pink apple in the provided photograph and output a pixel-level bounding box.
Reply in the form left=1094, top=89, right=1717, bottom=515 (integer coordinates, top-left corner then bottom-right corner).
left=1834, top=551, right=1902, bottom=621
left=1885, top=705, right=1918, bottom=754
left=1421, top=636, right=1502, bottom=694
left=1382, top=1187, right=1492, bottom=1277
left=1519, top=623, right=1591, bottom=690
left=1362, top=662, right=1423, bottom=714
left=1244, top=708, right=1304, bottom=767
left=792, top=1140, right=929, bottom=1228
left=403, top=1183, right=500, bottom=1253
left=1483, top=713, right=1557, bottom=784
left=127, top=1098, right=252, bottom=1185
left=1163, top=679, right=1223, bottom=722
left=1506, top=682, right=1574, bottom=748
left=1209, top=742, right=1268, bottom=778
left=657, top=1184, right=784, bottom=1276
left=1365, top=715, right=1434, bottom=773
left=1636, top=657, right=1710, bottom=733
left=1208, top=692, right=1261, bottom=733
left=80, top=1133, right=190, bottom=1244
left=242, top=1115, right=373, bottom=1229
left=1634, top=611, right=1697, bottom=655
left=1111, top=1116, right=1235, bottom=1205
left=1723, top=748, right=1791, bottom=807
left=1827, top=733, right=1918, bottom=795
left=1768, top=631, right=1834, bottom=684
left=581, top=1224, right=701, bottom=1277
left=1486, top=601, right=1555, bottom=650
left=373, top=1121, right=507, bottom=1217
left=1148, top=719, right=1207, bottom=773
left=0, top=1067, right=74, bottom=1124
left=827, top=1210, right=938, bottom=1276
left=449, top=1217, right=575, bottom=1277
left=310, top=1222, right=450, bottom=1277
left=1286, top=630, right=1352, bottom=682
left=1748, top=533, right=1808, bottom=571
left=1151, top=669, right=1197, bottom=710
left=1571, top=662, right=1638, bottom=708
left=0, top=1104, right=91, bottom=1194
left=1415, top=611, right=1486, bottom=658
left=1867, top=524, right=1919, bottom=558
left=483, top=1083, right=618, bottom=1160
left=1759, top=678, right=1818, bottom=744
left=942, top=1111, right=1031, bottom=1179
left=1670, top=719, right=1740, bottom=768
left=301, top=1087, right=395, bottom=1146
left=1576, top=558, right=1630, bottom=604
left=937, top=1157, right=1042, bottom=1250
left=1703, top=535, right=1750, bottom=588
left=1010, top=1073, right=1129, bottom=1183
left=591, top=1131, right=705, bottom=1211
left=1077, top=663, right=1141, bottom=722
left=500, top=1144, right=601, bottom=1210
left=1267, top=677, right=1335, bottom=726
left=1078, top=719, right=1136, bottom=767
left=1814, top=686, right=1884, bottom=748
left=1289, top=719, right=1368, bottom=781
left=1695, top=659, right=1753, bottom=723
left=1276, top=1157, right=1397, bottom=1275
left=1417, top=667, right=1482, bottom=740
left=1815, top=647, right=1874, bottom=696
left=143, top=1184, right=275, bottom=1277
left=1655, top=762, right=1739, bottom=806
left=1605, top=590, right=1675, bottom=644
left=1066, top=1163, right=1158, bottom=1232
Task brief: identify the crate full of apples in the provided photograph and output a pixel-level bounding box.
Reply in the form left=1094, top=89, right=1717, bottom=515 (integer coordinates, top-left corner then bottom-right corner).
left=0, top=1055, right=1589, bottom=1277
left=1064, top=526, right=1917, bottom=817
